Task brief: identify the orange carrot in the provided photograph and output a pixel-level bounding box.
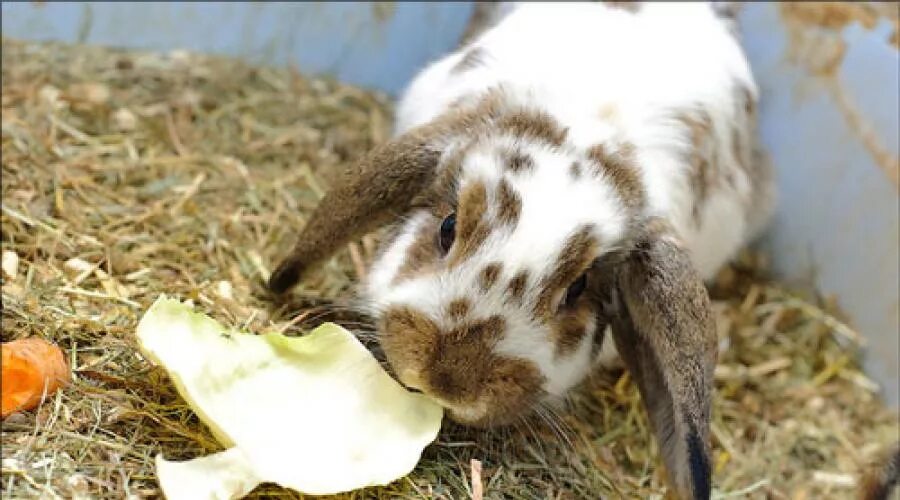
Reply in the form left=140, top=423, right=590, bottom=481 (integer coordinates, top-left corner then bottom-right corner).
left=1, top=337, right=71, bottom=418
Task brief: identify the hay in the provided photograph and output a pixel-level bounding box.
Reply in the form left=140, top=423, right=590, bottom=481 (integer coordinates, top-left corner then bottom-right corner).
left=1, top=37, right=897, bottom=499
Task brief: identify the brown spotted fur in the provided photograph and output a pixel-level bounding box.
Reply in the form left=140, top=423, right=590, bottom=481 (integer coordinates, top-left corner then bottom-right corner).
left=380, top=306, right=545, bottom=426
left=479, top=262, right=502, bottom=291
left=533, top=225, right=600, bottom=320
left=674, top=109, right=716, bottom=224
left=551, top=301, right=593, bottom=357
left=448, top=181, right=491, bottom=268
left=447, top=298, right=471, bottom=320
left=586, top=143, right=646, bottom=211
left=394, top=221, right=441, bottom=284
left=505, top=270, right=529, bottom=305
left=503, top=148, right=536, bottom=174
left=496, top=109, right=569, bottom=147
left=496, top=179, right=522, bottom=227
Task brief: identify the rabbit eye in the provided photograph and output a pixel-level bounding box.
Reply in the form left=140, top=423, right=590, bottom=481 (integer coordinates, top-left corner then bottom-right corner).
left=439, top=213, right=456, bottom=254
left=564, top=274, right=587, bottom=307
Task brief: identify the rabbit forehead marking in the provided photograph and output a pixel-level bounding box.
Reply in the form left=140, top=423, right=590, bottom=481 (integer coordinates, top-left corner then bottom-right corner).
left=459, top=144, right=628, bottom=273
left=495, top=178, right=522, bottom=227
left=493, top=108, right=569, bottom=148
left=447, top=180, right=491, bottom=268
left=585, top=142, right=646, bottom=211
left=502, top=149, right=535, bottom=174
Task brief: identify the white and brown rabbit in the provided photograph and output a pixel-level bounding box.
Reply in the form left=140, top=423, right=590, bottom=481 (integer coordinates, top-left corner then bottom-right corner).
left=269, top=3, right=775, bottom=499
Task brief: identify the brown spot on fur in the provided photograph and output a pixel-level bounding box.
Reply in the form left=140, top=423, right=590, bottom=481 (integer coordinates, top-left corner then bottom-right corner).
left=451, top=47, right=488, bottom=74
left=552, top=303, right=592, bottom=357
left=604, top=1, right=641, bottom=13
left=586, top=143, right=645, bottom=211
left=506, top=270, right=529, bottom=305
left=479, top=262, right=502, bottom=291
left=496, top=179, right=522, bottom=227
left=449, top=181, right=490, bottom=267
left=533, top=226, right=599, bottom=320
left=569, top=161, right=583, bottom=179
left=446, top=298, right=471, bottom=320
left=393, top=218, right=440, bottom=283
left=496, top=109, right=569, bottom=147
left=681, top=110, right=713, bottom=150
left=504, top=149, right=535, bottom=173
left=676, top=110, right=716, bottom=224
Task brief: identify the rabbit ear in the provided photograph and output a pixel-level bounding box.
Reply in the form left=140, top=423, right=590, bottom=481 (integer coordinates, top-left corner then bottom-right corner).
left=606, top=219, right=717, bottom=500
left=267, top=89, right=512, bottom=295
left=268, top=126, right=444, bottom=294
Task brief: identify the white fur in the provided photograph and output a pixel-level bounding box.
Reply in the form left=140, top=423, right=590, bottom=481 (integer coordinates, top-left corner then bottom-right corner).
left=365, top=212, right=431, bottom=296
left=395, top=2, right=762, bottom=280
left=367, top=2, right=772, bottom=404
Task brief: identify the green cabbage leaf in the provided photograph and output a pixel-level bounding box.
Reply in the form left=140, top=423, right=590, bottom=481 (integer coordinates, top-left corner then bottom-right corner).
left=135, top=295, right=443, bottom=499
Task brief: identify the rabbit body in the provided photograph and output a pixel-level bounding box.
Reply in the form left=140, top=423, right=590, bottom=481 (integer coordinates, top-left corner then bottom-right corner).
left=270, top=4, right=775, bottom=497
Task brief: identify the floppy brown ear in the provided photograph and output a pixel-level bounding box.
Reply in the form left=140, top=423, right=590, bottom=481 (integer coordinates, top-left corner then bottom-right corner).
left=606, top=219, right=718, bottom=500
left=268, top=127, right=443, bottom=294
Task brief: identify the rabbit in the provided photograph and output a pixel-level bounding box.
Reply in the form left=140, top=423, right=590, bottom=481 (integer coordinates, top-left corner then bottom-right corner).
left=268, top=2, right=775, bottom=499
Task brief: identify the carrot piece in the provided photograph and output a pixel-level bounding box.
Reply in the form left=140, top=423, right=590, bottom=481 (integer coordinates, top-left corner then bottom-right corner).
left=1, top=337, right=71, bottom=418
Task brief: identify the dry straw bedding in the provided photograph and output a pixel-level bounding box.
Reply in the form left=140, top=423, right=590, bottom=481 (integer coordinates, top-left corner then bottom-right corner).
left=1, top=38, right=897, bottom=499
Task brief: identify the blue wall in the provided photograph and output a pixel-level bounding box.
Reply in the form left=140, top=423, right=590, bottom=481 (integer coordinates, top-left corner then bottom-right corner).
left=1, top=2, right=474, bottom=96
